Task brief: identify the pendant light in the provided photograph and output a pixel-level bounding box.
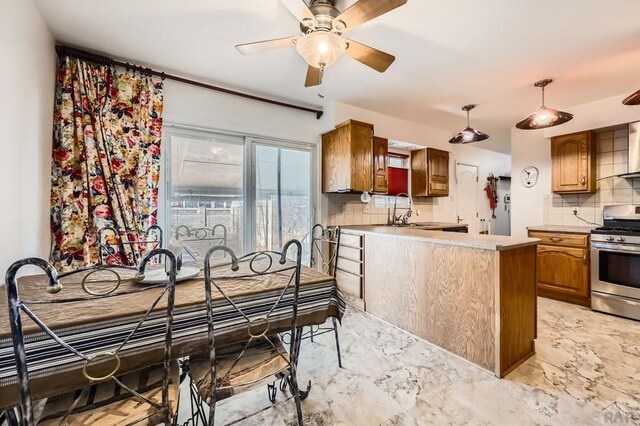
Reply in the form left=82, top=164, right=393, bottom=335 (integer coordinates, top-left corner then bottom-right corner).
left=449, top=104, right=489, bottom=144
left=516, top=79, right=573, bottom=130
left=622, top=89, right=640, bottom=106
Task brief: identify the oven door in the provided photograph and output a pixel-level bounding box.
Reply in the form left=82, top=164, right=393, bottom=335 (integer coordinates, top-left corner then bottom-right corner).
left=591, top=242, right=640, bottom=300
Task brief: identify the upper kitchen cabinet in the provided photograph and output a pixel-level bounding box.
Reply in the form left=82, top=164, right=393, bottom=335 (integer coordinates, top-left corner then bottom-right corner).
left=322, top=119, right=378, bottom=193
left=372, top=136, right=388, bottom=194
left=411, top=148, right=449, bottom=197
left=551, top=131, right=596, bottom=193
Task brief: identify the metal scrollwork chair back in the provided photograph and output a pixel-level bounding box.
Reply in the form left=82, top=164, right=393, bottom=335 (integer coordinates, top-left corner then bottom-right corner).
left=306, top=224, right=344, bottom=368
left=310, top=224, right=341, bottom=278
left=187, top=240, right=307, bottom=426
left=174, top=224, right=227, bottom=260
left=98, top=225, right=163, bottom=266
left=5, top=249, right=178, bottom=425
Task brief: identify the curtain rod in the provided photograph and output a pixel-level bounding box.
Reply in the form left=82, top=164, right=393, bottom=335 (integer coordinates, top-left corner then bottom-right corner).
left=55, top=45, right=324, bottom=119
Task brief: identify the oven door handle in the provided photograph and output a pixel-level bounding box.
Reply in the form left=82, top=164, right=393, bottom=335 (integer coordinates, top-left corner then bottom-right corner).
left=592, top=242, right=640, bottom=252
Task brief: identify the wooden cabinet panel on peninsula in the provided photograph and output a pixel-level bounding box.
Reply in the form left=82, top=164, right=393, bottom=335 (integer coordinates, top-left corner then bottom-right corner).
left=551, top=131, right=596, bottom=193
left=528, top=230, right=591, bottom=307
left=411, top=148, right=449, bottom=197
left=322, top=120, right=377, bottom=193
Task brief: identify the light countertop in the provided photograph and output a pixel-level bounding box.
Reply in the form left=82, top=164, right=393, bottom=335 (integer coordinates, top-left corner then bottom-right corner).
left=342, top=225, right=539, bottom=251
left=527, top=225, right=595, bottom=234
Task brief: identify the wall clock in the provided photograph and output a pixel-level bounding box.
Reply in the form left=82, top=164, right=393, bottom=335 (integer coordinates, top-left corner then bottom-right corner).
left=521, top=166, right=539, bottom=188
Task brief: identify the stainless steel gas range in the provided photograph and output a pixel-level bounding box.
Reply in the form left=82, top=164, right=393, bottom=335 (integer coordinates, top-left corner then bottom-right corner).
left=591, top=205, right=640, bottom=321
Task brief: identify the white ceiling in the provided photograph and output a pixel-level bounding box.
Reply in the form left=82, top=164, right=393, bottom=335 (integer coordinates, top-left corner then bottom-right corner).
left=34, top=0, right=640, bottom=154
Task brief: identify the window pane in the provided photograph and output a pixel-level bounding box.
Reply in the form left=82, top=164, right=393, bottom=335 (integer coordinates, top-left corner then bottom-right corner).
left=169, top=134, right=244, bottom=259
left=255, top=145, right=311, bottom=262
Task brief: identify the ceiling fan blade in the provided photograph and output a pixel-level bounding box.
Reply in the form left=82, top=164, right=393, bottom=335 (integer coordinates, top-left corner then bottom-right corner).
left=305, top=66, right=323, bottom=87
left=334, top=0, right=407, bottom=32
left=235, top=36, right=299, bottom=55
left=281, top=0, right=318, bottom=25
left=622, top=89, right=640, bottom=105
left=344, top=39, right=395, bottom=72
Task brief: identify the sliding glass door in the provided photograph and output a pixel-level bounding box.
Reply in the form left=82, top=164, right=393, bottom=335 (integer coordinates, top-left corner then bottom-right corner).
left=251, top=140, right=314, bottom=262
left=166, top=130, right=244, bottom=258
left=164, top=127, right=314, bottom=260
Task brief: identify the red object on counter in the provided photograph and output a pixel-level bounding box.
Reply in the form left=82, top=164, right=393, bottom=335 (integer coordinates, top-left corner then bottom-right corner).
left=387, top=166, right=408, bottom=196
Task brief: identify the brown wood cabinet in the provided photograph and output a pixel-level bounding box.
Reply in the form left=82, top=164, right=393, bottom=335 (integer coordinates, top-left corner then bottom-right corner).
left=411, top=148, right=450, bottom=197
left=551, top=131, right=596, bottom=193
left=322, top=120, right=376, bottom=193
left=372, top=136, right=388, bottom=194
left=528, top=230, right=591, bottom=306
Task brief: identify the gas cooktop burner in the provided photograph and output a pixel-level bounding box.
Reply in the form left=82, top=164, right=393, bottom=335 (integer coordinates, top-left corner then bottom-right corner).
left=593, top=226, right=640, bottom=234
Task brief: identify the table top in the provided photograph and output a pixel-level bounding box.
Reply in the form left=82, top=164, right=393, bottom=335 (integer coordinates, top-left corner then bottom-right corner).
left=0, top=258, right=333, bottom=339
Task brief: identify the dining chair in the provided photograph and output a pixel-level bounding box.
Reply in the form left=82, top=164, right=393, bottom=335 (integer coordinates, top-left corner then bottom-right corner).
left=187, top=240, right=308, bottom=426
left=98, top=225, right=163, bottom=266
left=5, top=248, right=178, bottom=425
left=307, top=224, right=343, bottom=367
left=174, top=224, right=227, bottom=260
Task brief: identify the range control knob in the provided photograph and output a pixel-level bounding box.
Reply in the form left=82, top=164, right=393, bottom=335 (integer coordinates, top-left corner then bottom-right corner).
left=616, top=236, right=626, bottom=242
left=606, top=236, right=614, bottom=242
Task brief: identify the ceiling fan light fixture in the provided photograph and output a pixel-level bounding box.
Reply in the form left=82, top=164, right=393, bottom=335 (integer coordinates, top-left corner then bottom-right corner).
left=449, top=104, right=489, bottom=144
left=516, top=79, right=573, bottom=130
left=296, top=31, right=347, bottom=69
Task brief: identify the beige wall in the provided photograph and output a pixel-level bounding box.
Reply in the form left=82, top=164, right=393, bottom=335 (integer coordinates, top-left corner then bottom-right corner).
left=510, top=94, right=640, bottom=237
left=0, top=0, right=56, bottom=278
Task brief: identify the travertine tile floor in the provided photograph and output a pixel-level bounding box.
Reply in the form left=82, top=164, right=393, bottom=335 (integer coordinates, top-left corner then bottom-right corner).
left=178, top=297, right=640, bottom=425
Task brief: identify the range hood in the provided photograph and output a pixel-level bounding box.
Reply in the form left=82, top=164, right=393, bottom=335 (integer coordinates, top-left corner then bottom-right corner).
left=617, top=121, right=640, bottom=179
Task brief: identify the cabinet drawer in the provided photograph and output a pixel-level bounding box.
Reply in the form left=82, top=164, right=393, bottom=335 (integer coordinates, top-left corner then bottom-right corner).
left=528, top=231, right=588, bottom=248
left=338, top=245, right=362, bottom=262
left=336, top=269, right=362, bottom=298
left=340, top=232, right=363, bottom=248
left=336, top=257, right=362, bottom=276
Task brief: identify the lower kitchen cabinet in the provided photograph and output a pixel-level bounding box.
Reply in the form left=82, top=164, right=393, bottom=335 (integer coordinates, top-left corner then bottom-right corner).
left=528, top=230, right=591, bottom=306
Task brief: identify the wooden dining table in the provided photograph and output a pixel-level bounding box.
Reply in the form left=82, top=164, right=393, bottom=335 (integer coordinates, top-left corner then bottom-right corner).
left=0, top=260, right=345, bottom=410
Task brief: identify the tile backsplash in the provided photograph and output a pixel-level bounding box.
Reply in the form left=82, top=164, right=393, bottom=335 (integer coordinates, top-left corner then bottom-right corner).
left=543, top=127, right=640, bottom=226
left=325, top=193, right=436, bottom=226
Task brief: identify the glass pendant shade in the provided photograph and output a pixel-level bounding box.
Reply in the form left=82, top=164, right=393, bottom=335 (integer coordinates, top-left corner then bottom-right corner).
left=515, top=107, right=573, bottom=130
left=449, top=104, right=489, bottom=144
left=516, top=79, right=573, bottom=130
left=622, top=89, right=640, bottom=106
left=296, top=31, right=347, bottom=69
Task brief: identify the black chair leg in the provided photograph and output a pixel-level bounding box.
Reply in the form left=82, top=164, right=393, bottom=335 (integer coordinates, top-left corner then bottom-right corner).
left=310, top=326, right=314, bottom=342
left=332, top=317, right=343, bottom=368
left=288, top=376, right=305, bottom=426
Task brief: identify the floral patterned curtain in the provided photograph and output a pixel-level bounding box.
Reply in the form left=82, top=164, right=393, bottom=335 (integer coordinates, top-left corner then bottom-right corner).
left=50, top=56, right=164, bottom=271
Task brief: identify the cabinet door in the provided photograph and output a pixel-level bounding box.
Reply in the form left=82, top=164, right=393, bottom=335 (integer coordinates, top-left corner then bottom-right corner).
left=372, top=137, right=388, bottom=193
left=349, top=123, right=374, bottom=192
left=551, top=132, right=595, bottom=193
left=427, top=148, right=449, bottom=196
left=536, top=244, right=589, bottom=298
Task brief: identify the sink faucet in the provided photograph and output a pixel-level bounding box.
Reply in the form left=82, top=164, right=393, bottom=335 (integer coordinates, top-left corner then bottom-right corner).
left=390, top=192, right=416, bottom=226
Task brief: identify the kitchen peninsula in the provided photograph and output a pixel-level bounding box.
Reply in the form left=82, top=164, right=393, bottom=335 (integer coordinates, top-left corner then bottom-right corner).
left=341, top=225, right=539, bottom=377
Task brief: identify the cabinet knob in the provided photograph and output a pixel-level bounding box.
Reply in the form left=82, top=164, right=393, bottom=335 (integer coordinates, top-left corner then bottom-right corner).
left=550, top=237, right=563, bottom=242
left=581, top=176, right=586, bottom=186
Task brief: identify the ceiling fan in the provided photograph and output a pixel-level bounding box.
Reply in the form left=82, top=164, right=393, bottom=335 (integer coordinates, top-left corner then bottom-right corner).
left=236, top=0, right=407, bottom=87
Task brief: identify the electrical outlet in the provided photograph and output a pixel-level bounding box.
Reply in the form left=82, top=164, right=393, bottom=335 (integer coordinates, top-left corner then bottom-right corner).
left=363, top=205, right=370, bottom=214
left=415, top=209, right=421, bottom=217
